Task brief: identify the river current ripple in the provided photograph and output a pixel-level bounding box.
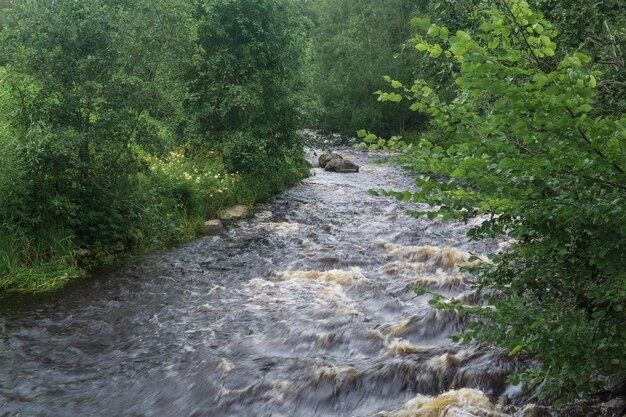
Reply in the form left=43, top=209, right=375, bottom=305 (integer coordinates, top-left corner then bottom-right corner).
left=0, top=147, right=609, bottom=416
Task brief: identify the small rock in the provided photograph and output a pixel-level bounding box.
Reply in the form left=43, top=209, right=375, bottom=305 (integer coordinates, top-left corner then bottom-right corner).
left=74, top=249, right=91, bottom=257
left=204, top=219, right=225, bottom=235
left=254, top=210, right=273, bottom=221
left=515, top=404, right=552, bottom=417
left=197, top=304, right=214, bottom=312
left=318, top=152, right=343, bottom=168
left=148, top=315, right=162, bottom=327
left=325, top=158, right=360, bottom=173
left=218, top=205, right=249, bottom=221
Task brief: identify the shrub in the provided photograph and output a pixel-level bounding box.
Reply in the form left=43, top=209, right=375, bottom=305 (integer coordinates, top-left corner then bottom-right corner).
left=367, top=0, right=626, bottom=404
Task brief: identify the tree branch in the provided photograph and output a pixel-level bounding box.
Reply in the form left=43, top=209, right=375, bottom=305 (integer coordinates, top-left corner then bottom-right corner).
left=497, top=0, right=625, bottom=176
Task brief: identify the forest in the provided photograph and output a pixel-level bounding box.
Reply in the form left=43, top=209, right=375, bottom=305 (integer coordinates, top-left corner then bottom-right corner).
left=0, top=0, right=624, bottom=412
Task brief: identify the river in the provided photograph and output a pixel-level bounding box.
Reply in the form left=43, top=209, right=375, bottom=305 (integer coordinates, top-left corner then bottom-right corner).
left=0, top=146, right=618, bottom=416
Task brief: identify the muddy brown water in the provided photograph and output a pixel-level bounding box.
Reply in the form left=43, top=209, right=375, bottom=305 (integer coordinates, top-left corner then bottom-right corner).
left=0, top=148, right=613, bottom=416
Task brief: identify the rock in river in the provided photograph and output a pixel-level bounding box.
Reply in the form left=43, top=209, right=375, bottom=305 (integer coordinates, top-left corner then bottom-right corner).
left=318, top=152, right=343, bottom=168
left=325, top=158, right=360, bottom=173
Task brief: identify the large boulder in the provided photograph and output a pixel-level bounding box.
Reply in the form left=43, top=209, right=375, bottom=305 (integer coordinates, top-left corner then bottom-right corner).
left=218, top=205, right=249, bottom=221
left=325, top=158, right=360, bottom=173
left=318, top=152, right=343, bottom=168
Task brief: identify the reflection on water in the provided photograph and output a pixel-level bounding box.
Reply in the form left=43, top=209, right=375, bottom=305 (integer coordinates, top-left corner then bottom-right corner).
left=0, top=146, right=614, bottom=416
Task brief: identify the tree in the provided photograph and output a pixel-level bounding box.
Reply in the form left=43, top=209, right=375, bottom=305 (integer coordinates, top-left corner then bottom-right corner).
left=0, top=0, right=191, bottom=248
left=181, top=0, right=309, bottom=173
left=305, top=0, right=427, bottom=136
left=368, top=0, right=626, bottom=403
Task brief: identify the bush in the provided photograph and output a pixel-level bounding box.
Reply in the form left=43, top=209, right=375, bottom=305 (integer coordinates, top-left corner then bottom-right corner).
left=368, top=0, right=626, bottom=404
left=0, top=0, right=310, bottom=295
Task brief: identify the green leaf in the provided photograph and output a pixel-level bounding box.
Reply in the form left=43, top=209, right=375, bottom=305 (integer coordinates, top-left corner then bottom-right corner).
left=413, top=287, right=427, bottom=296
left=429, top=48, right=442, bottom=59
left=533, top=73, right=549, bottom=88
left=479, top=22, right=493, bottom=31
left=411, top=17, right=432, bottom=31
left=427, top=25, right=440, bottom=37
left=364, top=133, right=378, bottom=143
left=574, top=52, right=591, bottom=63
left=509, top=344, right=525, bottom=356
left=588, top=75, right=597, bottom=88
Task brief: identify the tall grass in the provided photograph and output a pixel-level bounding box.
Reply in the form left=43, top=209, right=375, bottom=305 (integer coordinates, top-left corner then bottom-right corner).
left=0, top=225, right=81, bottom=293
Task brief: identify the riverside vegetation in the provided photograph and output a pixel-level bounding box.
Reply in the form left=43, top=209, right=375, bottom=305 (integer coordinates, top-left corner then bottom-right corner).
left=0, top=0, right=310, bottom=293
left=1, top=0, right=625, bottom=410
left=354, top=0, right=625, bottom=407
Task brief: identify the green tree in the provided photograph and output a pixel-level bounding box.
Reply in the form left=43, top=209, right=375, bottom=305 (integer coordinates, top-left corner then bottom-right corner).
left=0, top=0, right=10, bottom=25
left=368, top=0, right=626, bottom=404
left=411, top=0, right=625, bottom=119
left=182, top=0, right=309, bottom=173
left=0, top=0, right=191, bottom=248
left=305, top=0, right=427, bottom=136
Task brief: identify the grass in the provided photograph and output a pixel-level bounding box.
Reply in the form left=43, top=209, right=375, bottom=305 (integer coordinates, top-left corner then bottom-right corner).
left=0, top=226, right=82, bottom=294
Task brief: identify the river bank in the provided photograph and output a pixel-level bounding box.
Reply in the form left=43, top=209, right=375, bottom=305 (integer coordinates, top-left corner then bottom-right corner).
left=0, top=149, right=310, bottom=296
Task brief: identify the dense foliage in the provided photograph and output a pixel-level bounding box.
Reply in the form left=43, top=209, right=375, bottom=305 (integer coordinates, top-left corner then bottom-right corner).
left=0, top=0, right=309, bottom=293
left=364, top=0, right=625, bottom=404
left=182, top=0, right=310, bottom=173
left=535, top=0, right=625, bottom=117
left=304, top=0, right=428, bottom=136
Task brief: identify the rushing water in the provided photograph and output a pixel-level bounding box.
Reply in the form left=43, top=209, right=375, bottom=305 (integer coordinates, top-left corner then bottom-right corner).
left=0, top=147, right=620, bottom=417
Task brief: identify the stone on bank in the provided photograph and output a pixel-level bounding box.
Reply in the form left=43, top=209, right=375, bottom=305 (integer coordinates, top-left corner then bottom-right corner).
left=218, top=205, right=250, bottom=221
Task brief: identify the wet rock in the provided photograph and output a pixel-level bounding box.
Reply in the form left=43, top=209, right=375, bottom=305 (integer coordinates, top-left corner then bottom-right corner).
left=325, top=158, right=360, bottom=173
left=601, top=397, right=626, bottom=415
left=204, top=219, right=225, bottom=235
left=318, top=152, right=343, bottom=168
left=218, top=205, right=249, bottom=221
left=197, top=303, right=214, bottom=312
left=515, top=404, right=552, bottom=417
